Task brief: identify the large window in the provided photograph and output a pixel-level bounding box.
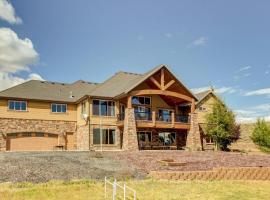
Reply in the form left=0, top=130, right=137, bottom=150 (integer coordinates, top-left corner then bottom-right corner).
left=93, top=128, right=115, bottom=144
left=8, top=100, right=27, bottom=111
left=92, top=100, right=115, bottom=116
left=51, top=103, right=67, bottom=113
left=132, top=96, right=151, bottom=105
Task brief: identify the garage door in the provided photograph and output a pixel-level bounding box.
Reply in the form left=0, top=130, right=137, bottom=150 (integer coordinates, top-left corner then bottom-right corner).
left=6, top=133, right=58, bottom=151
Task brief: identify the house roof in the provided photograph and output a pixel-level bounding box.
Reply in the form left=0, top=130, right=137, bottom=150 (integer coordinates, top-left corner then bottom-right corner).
left=0, top=65, right=197, bottom=102
left=0, top=80, right=99, bottom=102
left=194, top=89, right=215, bottom=104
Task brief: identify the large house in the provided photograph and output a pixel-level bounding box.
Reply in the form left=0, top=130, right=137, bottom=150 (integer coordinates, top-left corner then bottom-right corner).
left=0, top=65, right=218, bottom=151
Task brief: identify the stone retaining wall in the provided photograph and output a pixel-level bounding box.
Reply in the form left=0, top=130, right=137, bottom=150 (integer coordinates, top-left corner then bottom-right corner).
left=150, top=167, right=270, bottom=180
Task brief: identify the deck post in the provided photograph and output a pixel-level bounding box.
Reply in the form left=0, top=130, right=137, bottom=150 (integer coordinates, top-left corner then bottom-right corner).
left=152, top=110, right=156, bottom=126
left=171, top=111, right=175, bottom=127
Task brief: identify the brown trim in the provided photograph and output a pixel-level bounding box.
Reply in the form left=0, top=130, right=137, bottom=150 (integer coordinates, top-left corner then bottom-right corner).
left=130, top=89, right=194, bottom=102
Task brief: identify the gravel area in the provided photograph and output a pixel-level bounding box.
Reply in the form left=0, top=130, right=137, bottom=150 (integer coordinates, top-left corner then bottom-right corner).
left=0, top=151, right=270, bottom=183
left=0, top=151, right=140, bottom=183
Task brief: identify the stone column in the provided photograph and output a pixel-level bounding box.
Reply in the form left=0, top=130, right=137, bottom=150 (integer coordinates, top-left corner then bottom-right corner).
left=122, top=108, right=139, bottom=151
left=76, top=125, right=90, bottom=150
left=0, top=133, right=6, bottom=151
left=186, top=113, right=202, bottom=151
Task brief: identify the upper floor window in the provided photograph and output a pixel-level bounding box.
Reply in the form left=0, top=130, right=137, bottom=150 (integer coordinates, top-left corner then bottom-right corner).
left=92, top=100, right=115, bottom=116
left=51, top=103, right=67, bottom=113
left=132, top=96, right=151, bottom=105
left=81, top=100, right=87, bottom=115
left=198, top=106, right=207, bottom=112
left=8, top=100, right=27, bottom=111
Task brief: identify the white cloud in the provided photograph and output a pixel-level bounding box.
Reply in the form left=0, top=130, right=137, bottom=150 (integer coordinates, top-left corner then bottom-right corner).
left=164, top=33, right=173, bottom=38
left=188, top=36, right=207, bottom=47
left=234, top=104, right=270, bottom=123
left=137, top=35, right=144, bottom=41
left=0, top=27, right=39, bottom=73
left=0, top=72, right=44, bottom=91
left=236, top=66, right=252, bottom=73
left=191, top=86, right=210, bottom=94
left=0, top=0, right=22, bottom=24
left=191, top=86, right=236, bottom=94
left=244, top=88, right=270, bottom=96
left=0, top=28, right=43, bottom=91
left=216, top=86, right=236, bottom=94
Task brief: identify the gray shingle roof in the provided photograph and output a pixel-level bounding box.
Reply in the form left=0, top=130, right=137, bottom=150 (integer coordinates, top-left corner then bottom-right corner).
left=0, top=80, right=99, bottom=102
left=195, top=89, right=213, bottom=103
left=0, top=64, right=198, bottom=102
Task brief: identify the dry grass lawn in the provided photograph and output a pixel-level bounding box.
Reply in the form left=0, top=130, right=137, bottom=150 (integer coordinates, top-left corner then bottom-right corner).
left=0, top=179, right=270, bottom=200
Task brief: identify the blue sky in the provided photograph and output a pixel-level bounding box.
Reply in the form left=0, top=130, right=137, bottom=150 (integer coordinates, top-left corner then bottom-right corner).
left=0, top=0, right=270, bottom=122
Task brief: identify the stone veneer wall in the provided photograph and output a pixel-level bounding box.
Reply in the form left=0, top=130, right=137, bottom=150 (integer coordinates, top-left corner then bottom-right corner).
left=0, top=118, right=76, bottom=151
left=122, top=108, right=139, bottom=151
left=75, top=124, right=90, bottom=150
left=186, top=113, right=202, bottom=151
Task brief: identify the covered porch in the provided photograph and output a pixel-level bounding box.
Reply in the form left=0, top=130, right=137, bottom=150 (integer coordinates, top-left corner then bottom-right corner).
left=137, top=129, right=187, bottom=150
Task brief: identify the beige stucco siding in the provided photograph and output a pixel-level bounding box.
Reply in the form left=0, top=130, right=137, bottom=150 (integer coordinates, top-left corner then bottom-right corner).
left=196, top=95, right=217, bottom=124
left=0, top=99, right=77, bottom=121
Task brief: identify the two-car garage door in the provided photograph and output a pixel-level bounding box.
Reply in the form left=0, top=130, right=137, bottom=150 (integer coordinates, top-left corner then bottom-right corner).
left=6, top=133, right=58, bottom=151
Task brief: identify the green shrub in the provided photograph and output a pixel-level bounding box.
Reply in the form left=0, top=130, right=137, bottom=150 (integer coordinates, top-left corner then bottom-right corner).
left=206, top=98, right=239, bottom=151
left=251, top=119, right=270, bottom=150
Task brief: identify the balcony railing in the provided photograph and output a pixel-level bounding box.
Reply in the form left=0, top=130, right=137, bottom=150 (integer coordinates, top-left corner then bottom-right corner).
left=135, top=111, right=152, bottom=121
left=156, top=113, right=172, bottom=122
left=117, top=111, right=189, bottom=124
left=175, top=115, right=189, bottom=123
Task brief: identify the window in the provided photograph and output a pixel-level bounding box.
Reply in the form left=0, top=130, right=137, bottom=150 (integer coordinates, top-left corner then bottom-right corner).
left=8, top=100, right=27, bottom=111
left=157, top=109, right=172, bottom=122
left=132, top=96, right=151, bottom=105
left=158, top=132, right=176, bottom=146
left=51, top=103, right=67, bottom=113
left=199, top=106, right=207, bottom=112
left=81, top=100, right=87, bottom=115
left=138, top=131, right=152, bottom=142
left=92, top=100, right=115, bottom=116
left=93, top=128, right=115, bottom=144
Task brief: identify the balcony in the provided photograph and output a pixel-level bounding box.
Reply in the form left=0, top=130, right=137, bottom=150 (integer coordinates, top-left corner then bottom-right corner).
left=117, top=110, right=190, bottom=129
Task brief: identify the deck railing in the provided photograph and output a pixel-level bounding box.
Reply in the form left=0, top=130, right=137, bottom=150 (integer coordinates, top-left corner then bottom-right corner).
left=156, top=113, right=172, bottom=122
left=117, top=110, right=190, bottom=124
left=175, top=115, right=189, bottom=123
left=134, top=111, right=152, bottom=121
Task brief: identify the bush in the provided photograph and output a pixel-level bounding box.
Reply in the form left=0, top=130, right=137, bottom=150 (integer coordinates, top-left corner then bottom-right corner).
left=251, top=119, right=270, bottom=150
left=206, top=98, right=239, bottom=150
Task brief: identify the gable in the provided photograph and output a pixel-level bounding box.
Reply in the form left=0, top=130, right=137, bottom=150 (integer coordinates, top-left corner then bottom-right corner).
left=127, top=65, right=197, bottom=105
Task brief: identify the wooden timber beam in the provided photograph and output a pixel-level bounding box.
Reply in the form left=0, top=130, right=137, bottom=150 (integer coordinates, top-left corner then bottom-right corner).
left=130, top=89, right=193, bottom=102
left=163, top=80, right=175, bottom=90
left=161, top=68, right=165, bottom=90
left=150, top=76, right=162, bottom=90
